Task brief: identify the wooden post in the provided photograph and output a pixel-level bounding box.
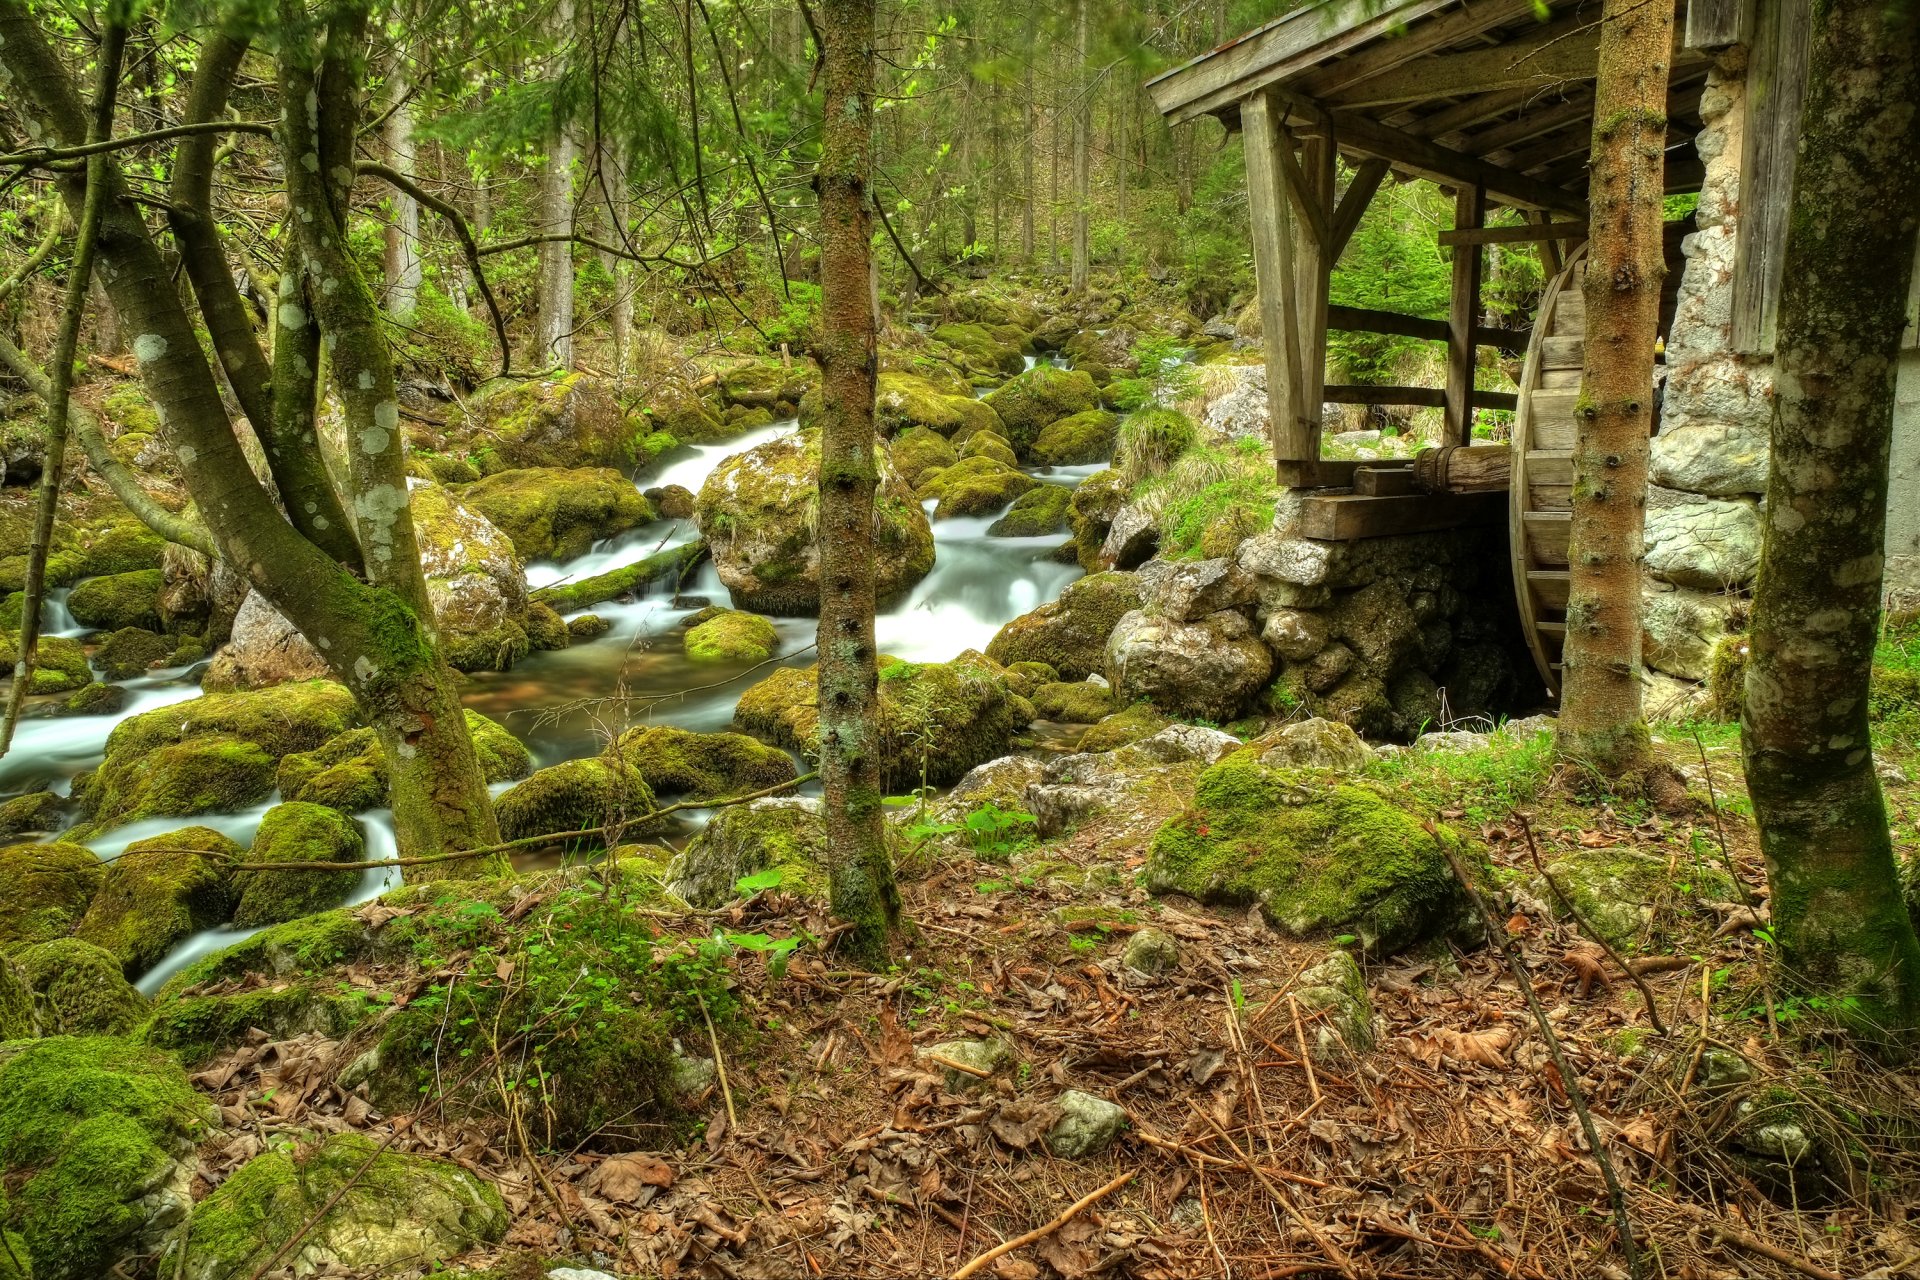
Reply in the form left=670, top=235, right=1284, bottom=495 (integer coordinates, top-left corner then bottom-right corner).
left=1444, top=183, right=1485, bottom=447
left=1292, top=127, right=1334, bottom=448
left=1242, top=91, right=1313, bottom=478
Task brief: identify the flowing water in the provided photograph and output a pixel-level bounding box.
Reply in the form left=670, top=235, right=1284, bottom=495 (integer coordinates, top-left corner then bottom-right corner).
left=5, top=390, right=1103, bottom=984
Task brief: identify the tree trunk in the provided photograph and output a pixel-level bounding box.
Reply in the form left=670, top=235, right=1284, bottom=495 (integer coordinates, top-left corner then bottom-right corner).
left=382, top=47, right=422, bottom=323
left=1554, top=0, right=1669, bottom=777
left=1021, top=38, right=1036, bottom=263
left=815, top=0, right=902, bottom=966
left=1070, top=0, right=1090, bottom=293
left=1743, top=0, right=1920, bottom=1030
left=536, top=0, right=579, bottom=370
left=598, top=143, right=633, bottom=375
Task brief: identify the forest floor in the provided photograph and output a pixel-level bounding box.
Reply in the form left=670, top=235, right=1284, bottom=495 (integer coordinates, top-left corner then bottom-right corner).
left=180, top=722, right=1920, bottom=1280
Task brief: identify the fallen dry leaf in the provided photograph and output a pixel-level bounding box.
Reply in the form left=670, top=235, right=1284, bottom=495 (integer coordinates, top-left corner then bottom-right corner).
left=588, top=1152, right=676, bottom=1204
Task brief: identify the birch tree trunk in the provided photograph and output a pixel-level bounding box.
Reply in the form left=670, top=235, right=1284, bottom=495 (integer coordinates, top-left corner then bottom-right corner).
left=816, top=0, right=902, bottom=966
left=535, top=0, right=579, bottom=370
left=1554, top=0, right=1669, bottom=778
left=383, top=46, right=422, bottom=323
left=1743, top=0, right=1920, bottom=1031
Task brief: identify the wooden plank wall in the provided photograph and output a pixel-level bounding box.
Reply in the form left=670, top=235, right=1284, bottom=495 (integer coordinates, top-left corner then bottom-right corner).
left=1729, top=0, right=1810, bottom=353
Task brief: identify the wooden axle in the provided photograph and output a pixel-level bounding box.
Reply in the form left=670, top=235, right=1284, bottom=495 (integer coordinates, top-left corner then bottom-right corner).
left=1412, top=443, right=1512, bottom=494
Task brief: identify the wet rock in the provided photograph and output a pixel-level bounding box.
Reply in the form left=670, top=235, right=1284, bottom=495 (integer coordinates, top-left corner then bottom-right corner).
left=1642, top=583, right=1742, bottom=681
left=644, top=483, right=698, bottom=520
left=1137, top=556, right=1255, bottom=622
left=1121, top=927, right=1180, bottom=976
left=1292, top=950, right=1375, bottom=1061
left=666, top=797, right=825, bottom=907
left=982, top=366, right=1100, bottom=457
left=78, top=826, right=239, bottom=977
left=918, top=455, right=1038, bottom=518
left=465, top=373, right=636, bottom=472
left=988, top=571, right=1140, bottom=681
left=1046, top=1090, right=1129, bottom=1159
left=1030, top=409, right=1119, bottom=466
left=201, top=592, right=332, bottom=690
left=1643, top=486, right=1762, bottom=589
left=495, top=758, right=654, bottom=848
left=1256, top=718, right=1374, bottom=773
left=988, top=484, right=1073, bottom=537
left=684, top=608, right=780, bottom=663
left=96, top=626, right=175, bottom=680
left=231, top=802, right=364, bottom=928
left=919, top=1037, right=1010, bottom=1089
left=1106, top=608, right=1273, bottom=722
left=1067, top=468, right=1129, bottom=571
left=67, top=568, right=164, bottom=632
left=462, top=466, right=652, bottom=563
left=0, top=790, right=64, bottom=838
left=61, top=681, right=128, bottom=715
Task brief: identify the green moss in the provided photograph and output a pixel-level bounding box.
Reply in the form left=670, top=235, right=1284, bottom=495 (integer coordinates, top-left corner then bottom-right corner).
left=181, top=1132, right=507, bottom=1277
left=933, top=322, right=1026, bottom=378
left=76, top=826, right=238, bottom=976
left=1871, top=614, right=1920, bottom=754
left=0, top=955, right=35, bottom=1040
left=987, top=484, right=1073, bottom=538
left=0, top=790, right=63, bottom=838
left=1144, top=753, right=1478, bottom=954
left=651, top=393, right=729, bottom=444
left=0, top=632, right=91, bottom=694
left=95, top=626, right=174, bottom=680
left=568, top=613, right=612, bottom=640
left=889, top=425, right=959, bottom=488
left=986, top=571, right=1142, bottom=682
left=916, top=455, right=1039, bottom=518
left=1032, top=680, right=1116, bottom=723
left=684, top=609, right=780, bottom=663
left=982, top=366, right=1100, bottom=457
left=65, top=569, right=164, bottom=632
left=1116, top=407, right=1198, bottom=481
left=1134, top=438, right=1279, bottom=559
left=15, top=939, right=147, bottom=1036
left=1030, top=410, right=1119, bottom=467
left=61, top=680, right=125, bottom=715
left=1707, top=633, right=1750, bottom=721
left=141, top=982, right=369, bottom=1066
left=461, top=466, right=652, bottom=562
left=869, top=372, right=1004, bottom=438
left=0, top=842, right=104, bottom=948
left=665, top=797, right=831, bottom=907
left=1529, top=845, right=1735, bottom=951
left=277, top=727, right=387, bottom=812
left=468, top=374, right=632, bottom=472
left=1075, top=702, right=1171, bottom=752
left=493, top=758, right=655, bottom=848
left=0, top=1036, right=208, bottom=1280
left=1102, top=377, right=1152, bottom=412
left=231, top=802, right=364, bottom=928
left=611, top=725, right=798, bottom=801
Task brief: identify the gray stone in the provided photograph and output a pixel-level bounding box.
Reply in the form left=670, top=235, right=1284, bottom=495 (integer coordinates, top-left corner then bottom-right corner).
left=1503, top=713, right=1557, bottom=738
left=1643, top=669, right=1712, bottom=722
left=1296, top=641, right=1356, bottom=693
left=550, top=1269, right=623, bottom=1280
left=1651, top=420, right=1769, bottom=496
left=1414, top=730, right=1493, bottom=754
left=1258, top=717, right=1374, bottom=773
left=1261, top=608, right=1329, bottom=661
left=921, top=1038, right=1010, bottom=1089
left=671, top=1052, right=718, bottom=1098
left=1237, top=529, right=1338, bottom=587
left=1127, top=724, right=1243, bottom=766
left=1106, top=608, right=1273, bottom=722
left=1122, top=927, right=1180, bottom=975
left=1644, top=487, right=1762, bottom=589
left=1101, top=507, right=1159, bottom=569
left=1046, top=1090, right=1130, bottom=1158
left=1694, top=1048, right=1756, bottom=1095
left=1292, top=951, right=1375, bottom=1061
left=1328, top=580, right=1421, bottom=676
left=1138, top=556, right=1255, bottom=622
left=1642, top=584, right=1743, bottom=681
left=1202, top=316, right=1237, bottom=340
left=1388, top=669, right=1443, bottom=734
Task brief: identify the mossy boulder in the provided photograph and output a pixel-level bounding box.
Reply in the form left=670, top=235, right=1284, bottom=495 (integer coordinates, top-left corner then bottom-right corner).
left=0, top=1036, right=209, bottom=1280
left=231, top=803, right=364, bottom=928
left=649, top=391, right=731, bottom=444
left=467, top=374, right=636, bottom=472
left=1106, top=608, right=1274, bottom=723
left=718, top=360, right=816, bottom=415
left=409, top=479, right=539, bottom=673
left=1144, top=753, right=1478, bottom=954
left=685, top=608, right=780, bottom=663
left=62, top=680, right=128, bottom=715
left=461, top=466, right=652, bottom=562
left=734, top=650, right=1018, bottom=789
left=1529, top=846, right=1736, bottom=951
left=1067, top=468, right=1130, bottom=571
left=1030, top=409, right=1119, bottom=467
left=494, top=757, right=655, bottom=847
left=67, top=568, right=165, bottom=633
left=1116, top=407, right=1199, bottom=480
left=982, top=366, right=1100, bottom=457
left=665, top=797, right=827, bottom=907
left=77, top=827, right=239, bottom=977
left=0, top=956, right=32, bottom=1040
left=178, top=1132, right=507, bottom=1280
left=870, top=372, right=1005, bottom=438
left=0, top=514, right=164, bottom=595
left=959, top=430, right=1020, bottom=467
left=0, top=790, right=63, bottom=838
left=611, top=726, right=798, bottom=802
left=82, top=681, right=358, bottom=830
left=15, top=939, right=147, bottom=1036
left=916, top=455, right=1039, bottom=518
left=987, top=571, right=1141, bottom=681
left=276, top=713, right=529, bottom=814
left=890, top=425, right=959, bottom=488
left=1031, top=680, right=1115, bottom=723
left=695, top=429, right=934, bottom=615
left=987, top=484, right=1072, bottom=537
left=0, top=842, right=104, bottom=948
left=0, top=632, right=91, bottom=694
left=95, top=626, right=174, bottom=680
left=933, top=322, right=1026, bottom=378
left=1075, top=702, right=1173, bottom=753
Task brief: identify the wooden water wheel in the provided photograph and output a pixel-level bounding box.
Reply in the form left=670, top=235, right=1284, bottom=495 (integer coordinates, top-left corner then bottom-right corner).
left=1509, top=245, right=1587, bottom=697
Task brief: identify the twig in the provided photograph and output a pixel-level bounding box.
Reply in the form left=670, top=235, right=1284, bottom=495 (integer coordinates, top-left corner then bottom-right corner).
left=1188, top=1101, right=1358, bottom=1278
left=924, top=1051, right=992, bottom=1079
left=1131, top=1125, right=1329, bottom=1188
left=698, top=993, right=740, bottom=1130
left=949, top=1169, right=1135, bottom=1280
left=1286, top=995, right=1323, bottom=1104
left=1708, top=1224, right=1844, bottom=1280
left=1433, top=824, right=1644, bottom=1280
left=1515, top=814, right=1670, bottom=1035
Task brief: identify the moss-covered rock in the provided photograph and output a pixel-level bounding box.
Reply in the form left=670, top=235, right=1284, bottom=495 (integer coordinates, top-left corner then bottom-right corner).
left=461, top=466, right=652, bottom=562
left=61, top=680, right=126, bottom=715
left=0, top=790, right=63, bottom=838
left=494, top=757, right=654, bottom=847
left=66, top=569, right=164, bottom=633
left=0, top=842, right=104, bottom=948
left=870, top=372, right=1004, bottom=439
left=986, top=571, right=1141, bottom=681
left=916, top=455, right=1039, bottom=518
left=1106, top=608, right=1273, bottom=723
left=0, top=1036, right=209, bottom=1280
left=684, top=608, right=780, bottom=663
left=933, top=322, right=1026, bottom=378
left=718, top=360, right=816, bottom=415
left=0, top=956, right=32, bottom=1040
left=1529, top=846, right=1736, bottom=951
left=982, top=366, right=1100, bottom=457
left=82, top=681, right=358, bottom=830
left=611, top=726, right=798, bottom=802
left=695, top=429, right=934, bottom=615
left=987, top=484, right=1073, bottom=537
left=1030, top=409, right=1119, bottom=467
left=466, top=374, right=637, bottom=472
left=959, top=430, right=1020, bottom=467
left=665, top=797, right=827, bottom=907
left=231, top=803, right=364, bottom=928
left=1116, top=407, right=1198, bottom=480
left=14, top=939, right=146, bottom=1036
left=1031, top=680, right=1115, bottom=723
left=1074, top=702, right=1173, bottom=753
left=409, top=479, right=539, bottom=674
left=0, top=631, right=91, bottom=694
left=0, top=513, right=164, bottom=595
left=890, top=425, right=959, bottom=488
left=142, top=979, right=369, bottom=1066
left=735, top=650, right=1019, bottom=789
left=178, top=1132, right=507, bottom=1280
left=1144, top=753, right=1477, bottom=954
left=77, top=827, right=239, bottom=977
left=568, top=612, right=612, bottom=640
left=1067, top=468, right=1130, bottom=571
left=95, top=626, right=174, bottom=680
left=275, top=712, right=528, bottom=814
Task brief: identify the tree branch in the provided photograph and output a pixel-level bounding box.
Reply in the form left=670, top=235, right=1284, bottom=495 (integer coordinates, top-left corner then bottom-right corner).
left=0, top=118, right=275, bottom=168
left=358, top=160, right=512, bottom=378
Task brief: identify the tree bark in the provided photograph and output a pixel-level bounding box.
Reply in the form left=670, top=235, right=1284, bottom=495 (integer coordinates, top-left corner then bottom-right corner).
left=536, top=0, right=579, bottom=370
left=815, top=0, right=902, bottom=966
left=1070, top=0, right=1090, bottom=293
left=383, top=46, right=422, bottom=323
left=1554, top=0, right=1669, bottom=777
left=1742, top=0, right=1920, bottom=1031
left=1021, top=31, right=1036, bottom=263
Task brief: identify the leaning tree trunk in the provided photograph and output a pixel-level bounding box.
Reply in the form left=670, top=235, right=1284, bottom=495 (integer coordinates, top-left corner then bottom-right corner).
left=1554, top=0, right=1670, bottom=777
left=815, top=0, right=902, bottom=966
left=1742, top=0, right=1920, bottom=1031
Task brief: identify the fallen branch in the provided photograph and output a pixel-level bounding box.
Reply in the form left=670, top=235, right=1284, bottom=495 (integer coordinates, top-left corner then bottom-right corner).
left=1188, top=1100, right=1358, bottom=1278
left=948, top=1168, right=1135, bottom=1280
left=1708, top=1224, right=1844, bottom=1280
left=923, top=1051, right=991, bottom=1080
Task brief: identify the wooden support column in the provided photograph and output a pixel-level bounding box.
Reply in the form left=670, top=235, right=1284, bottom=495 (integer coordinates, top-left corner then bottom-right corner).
left=1444, top=183, right=1485, bottom=447
left=1291, top=127, right=1335, bottom=449
left=1242, top=90, right=1316, bottom=481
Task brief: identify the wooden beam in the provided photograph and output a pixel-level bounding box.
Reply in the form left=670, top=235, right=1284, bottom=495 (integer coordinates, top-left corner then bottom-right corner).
left=1294, top=0, right=1544, bottom=99
left=1437, top=220, right=1590, bottom=246
left=1294, top=126, right=1336, bottom=440
left=1295, top=490, right=1506, bottom=540
left=1329, top=157, right=1389, bottom=259
left=1412, top=443, right=1512, bottom=493
left=1401, top=87, right=1542, bottom=144
left=1532, top=209, right=1565, bottom=276
left=1685, top=0, right=1750, bottom=49
left=1328, top=303, right=1447, bottom=342
left=1444, top=184, right=1485, bottom=448
left=1728, top=0, right=1809, bottom=351
left=1353, top=465, right=1418, bottom=496
left=1243, top=91, right=1316, bottom=471
left=1325, top=383, right=1445, bottom=407
left=1460, top=92, right=1594, bottom=156
left=1327, top=11, right=1604, bottom=108
left=1276, top=458, right=1367, bottom=489
left=1146, top=0, right=1456, bottom=127
left=1274, top=125, right=1330, bottom=249
left=1294, top=102, right=1589, bottom=214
